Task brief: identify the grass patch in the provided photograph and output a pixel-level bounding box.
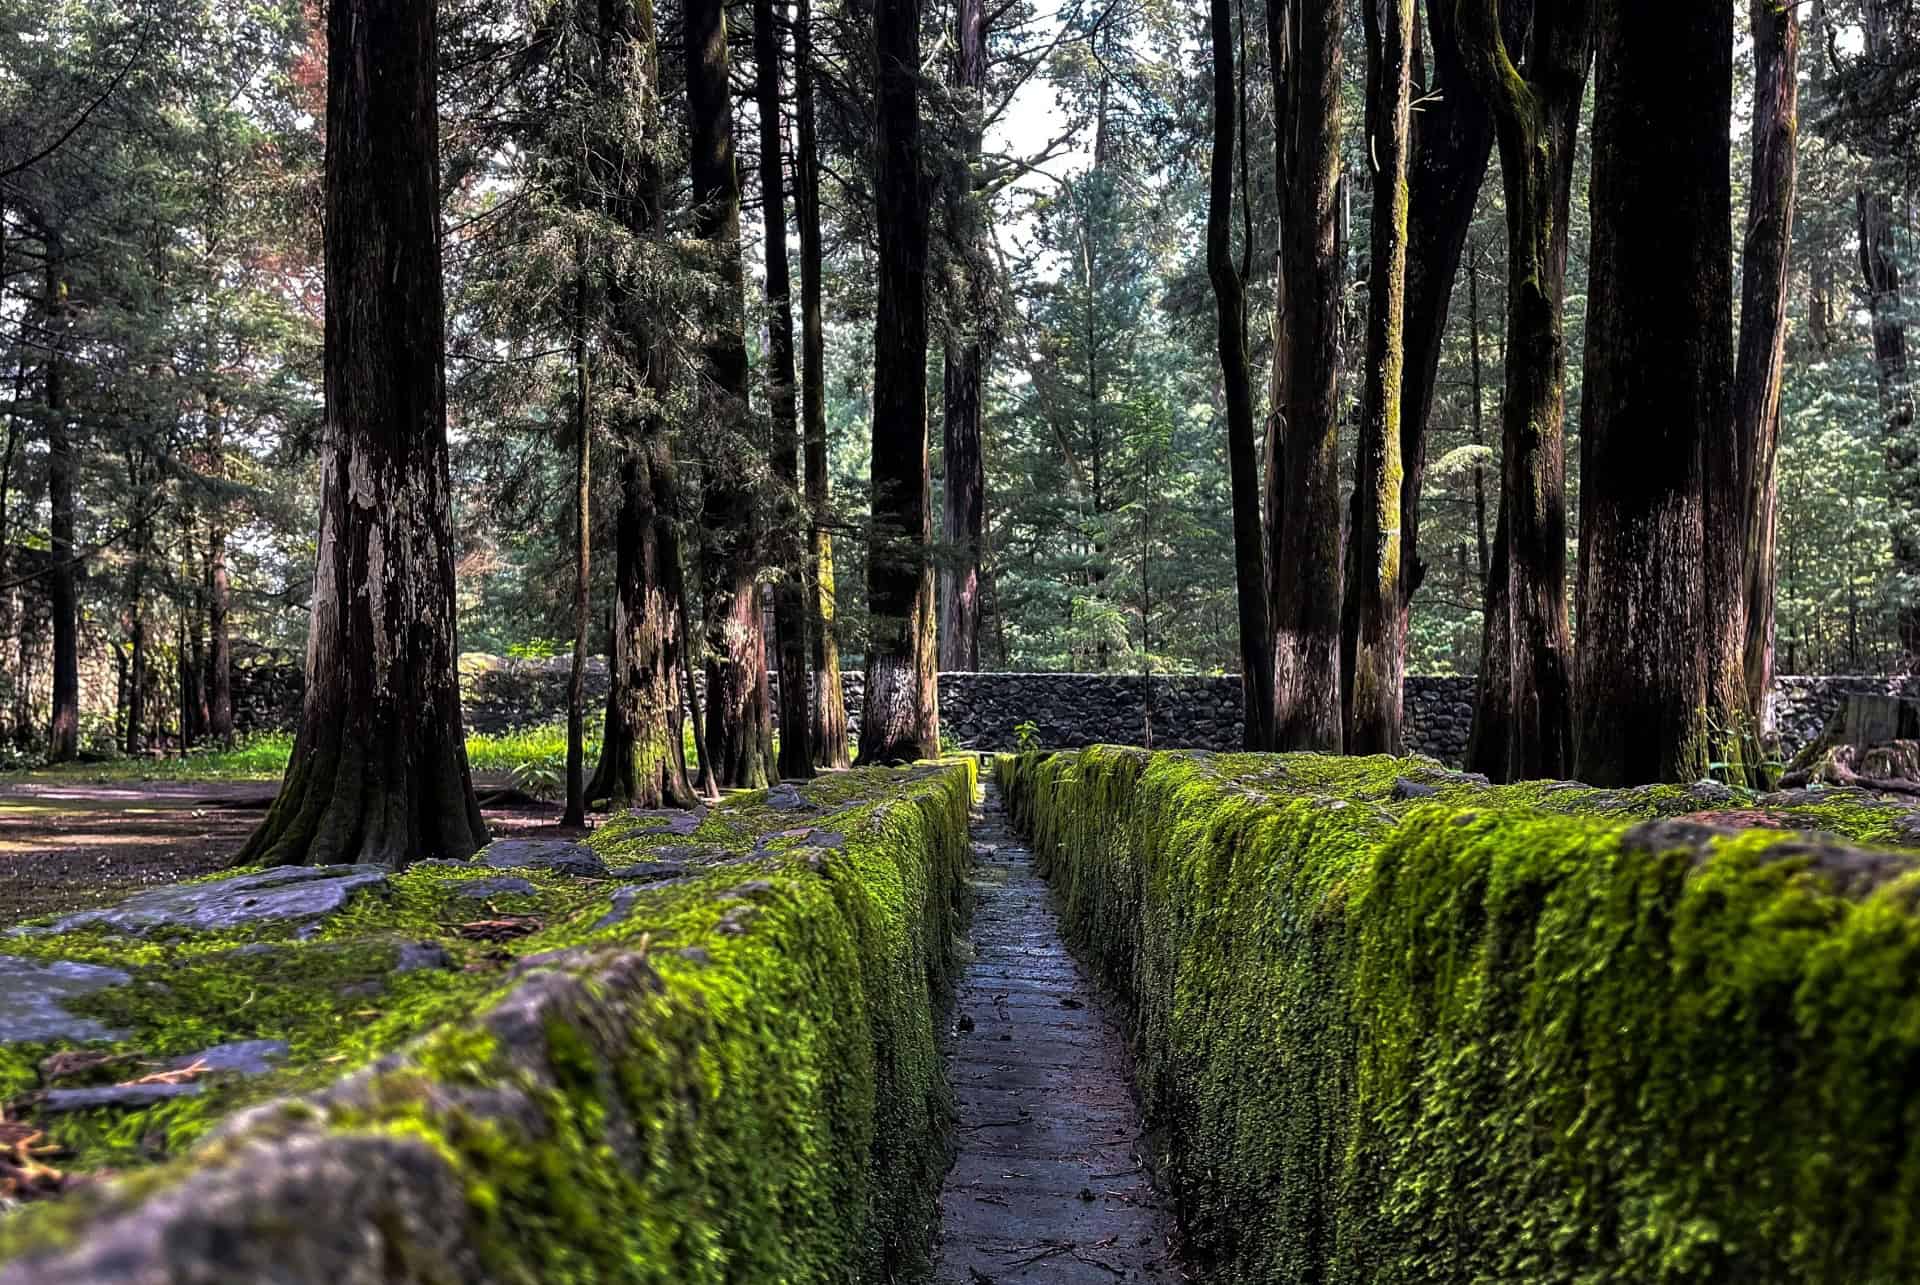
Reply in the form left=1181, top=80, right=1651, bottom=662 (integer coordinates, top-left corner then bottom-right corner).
left=9, top=723, right=612, bottom=787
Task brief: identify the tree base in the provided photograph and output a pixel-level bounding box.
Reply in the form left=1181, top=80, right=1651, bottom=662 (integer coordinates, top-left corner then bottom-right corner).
left=1781, top=695, right=1920, bottom=796
left=237, top=724, right=486, bottom=868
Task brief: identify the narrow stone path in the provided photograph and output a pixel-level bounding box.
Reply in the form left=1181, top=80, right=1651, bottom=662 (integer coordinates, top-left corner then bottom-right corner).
left=934, top=779, right=1182, bottom=1284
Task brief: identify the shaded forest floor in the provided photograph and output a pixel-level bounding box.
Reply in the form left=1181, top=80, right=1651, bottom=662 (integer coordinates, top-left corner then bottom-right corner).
left=0, top=776, right=576, bottom=926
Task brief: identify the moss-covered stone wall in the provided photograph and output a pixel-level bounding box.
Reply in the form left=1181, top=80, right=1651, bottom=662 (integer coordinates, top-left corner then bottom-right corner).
left=0, top=761, right=975, bottom=1283
left=998, top=746, right=1920, bottom=1284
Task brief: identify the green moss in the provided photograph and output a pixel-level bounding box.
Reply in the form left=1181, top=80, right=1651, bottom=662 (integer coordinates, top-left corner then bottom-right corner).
left=999, top=746, right=1920, bottom=1284
left=0, top=761, right=977, bottom=1283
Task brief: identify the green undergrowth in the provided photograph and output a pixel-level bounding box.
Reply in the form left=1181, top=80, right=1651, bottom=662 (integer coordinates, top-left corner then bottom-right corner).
left=0, top=760, right=976, bottom=1283
left=999, top=746, right=1920, bottom=1284
left=6, top=722, right=608, bottom=785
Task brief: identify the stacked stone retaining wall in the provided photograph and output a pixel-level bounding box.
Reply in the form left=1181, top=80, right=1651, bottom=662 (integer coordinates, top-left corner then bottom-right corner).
left=230, top=655, right=1913, bottom=766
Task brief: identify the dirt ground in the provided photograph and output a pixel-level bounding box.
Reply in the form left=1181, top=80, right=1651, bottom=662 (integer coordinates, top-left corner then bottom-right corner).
left=0, top=776, right=581, bottom=927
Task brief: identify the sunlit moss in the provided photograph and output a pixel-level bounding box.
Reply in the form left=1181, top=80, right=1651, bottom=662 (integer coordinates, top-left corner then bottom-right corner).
left=0, top=761, right=977, bottom=1283
left=1000, top=746, right=1920, bottom=1284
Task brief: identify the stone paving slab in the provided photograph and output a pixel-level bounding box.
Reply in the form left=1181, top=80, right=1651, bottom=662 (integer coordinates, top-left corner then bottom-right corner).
left=934, top=783, right=1184, bottom=1284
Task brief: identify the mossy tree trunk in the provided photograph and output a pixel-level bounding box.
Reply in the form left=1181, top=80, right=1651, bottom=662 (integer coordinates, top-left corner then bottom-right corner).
left=1265, top=0, right=1346, bottom=753
left=1212, top=0, right=1274, bottom=751
left=754, top=0, right=814, bottom=781
left=239, top=0, right=486, bottom=866
left=1734, top=0, right=1800, bottom=770
left=687, top=0, right=774, bottom=788
left=938, top=0, right=990, bottom=676
left=795, top=0, right=850, bottom=769
left=1457, top=0, right=1589, bottom=781
left=1573, top=0, right=1735, bottom=785
left=1342, top=0, right=1414, bottom=756
left=589, top=0, right=697, bottom=811
left=1372, top=0, right=1531, bottom=685
left=859, top=0, right=939, bottom=765
left=589, top=441, right=698, bottom=809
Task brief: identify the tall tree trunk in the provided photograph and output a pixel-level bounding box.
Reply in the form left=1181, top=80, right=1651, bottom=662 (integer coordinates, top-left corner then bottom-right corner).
left=588, top=0, right=697, bottom=810
left=1468, top=243, right=1490, bottom=586
left=755, top=0, right=814, bottom=779
left=205, top=394, right=234, bottom=746
left=1458, top=0, right=1588, bottom=781
left=1859, top=187, right=1918, bottom=653
left=175, top=491, right=206, bottom=748
left=184, top=606, right=207, bottom=748
left=795, top=0, right=849, bottom=767
left=1466, top=501, right=1511, bottom=777
left=238, top=0, right=485, bottom=866
left=124, top=490, right=147, bottom=757
left=1343, top=0, right=1414, bottom=756
left=588, top=439, right=698, bottom=808
left=1211, top=0, right=1274, bottom=750
left=1734, top=0, right=1799, bottom=767
left=679, top=576, right=719, bottom=797
left=938, top=0, right=990, bottom=675
left=1574, top=0, right=1734, bottom=786
left=1388, top=0, right=1530, bottom=643
left=0, top=350, right=24, bottom=747
left=687, top=0, right=775, bottom=788
left=564, top=253, right=592, bottom=828
left=45, top=236, right=78, bottom=763
left=1806, top=0, right=1836, bottom=357
left=1265, top=0, right=1346, bottom=753
left=859, top=0, right=938, bottom=764
left=1856, top=0, right=1917, bottom=654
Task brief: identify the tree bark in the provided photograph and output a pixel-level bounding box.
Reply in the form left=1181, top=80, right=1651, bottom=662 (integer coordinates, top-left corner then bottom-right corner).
left=0, top=340, right=19, bottom=749
left=1212, top=0, right=1274, bottom=750
left=124, top=502, right=147, bottom=756
left=588, top=0, right=698, bottom=810
left=1574, top=0, right=1734, bottom=786
left=1733, top=0, right=1799, bottom=768
left=1858, top=187, right=1919, bottom=654
left=1465, top=500, right=1511, bottom=778
left=1468, top=242, right=1490, bottom=586
left=564, top=252, right=592, bottom=828
left=588, top=439, right=698, bottom=808
left=859, top=0, right=939, bottom=764
left=1385, top=0, right=1530, bottom=646
left=44, top=236, right=78, bottom=763
left=687, top=0, right=775, bottom=788
left=205, top=396, right=234, bottom=747
left=1343, top=0, right=1414, bottom=756
left=755, top=0, right=814, bottom=780
left=938, top=0, right=990, bottom=675
left=795, top=0, right=849, bottom=768
left=237, top=0, right=485, bottom=866
left=1265, top=0, right=1346, bottom=753
left=1457, top=0, right=1588, bottom=781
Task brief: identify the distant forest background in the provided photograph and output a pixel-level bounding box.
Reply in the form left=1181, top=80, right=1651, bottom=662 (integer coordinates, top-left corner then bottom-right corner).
left=0, top=0, right=1912, bottom=761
